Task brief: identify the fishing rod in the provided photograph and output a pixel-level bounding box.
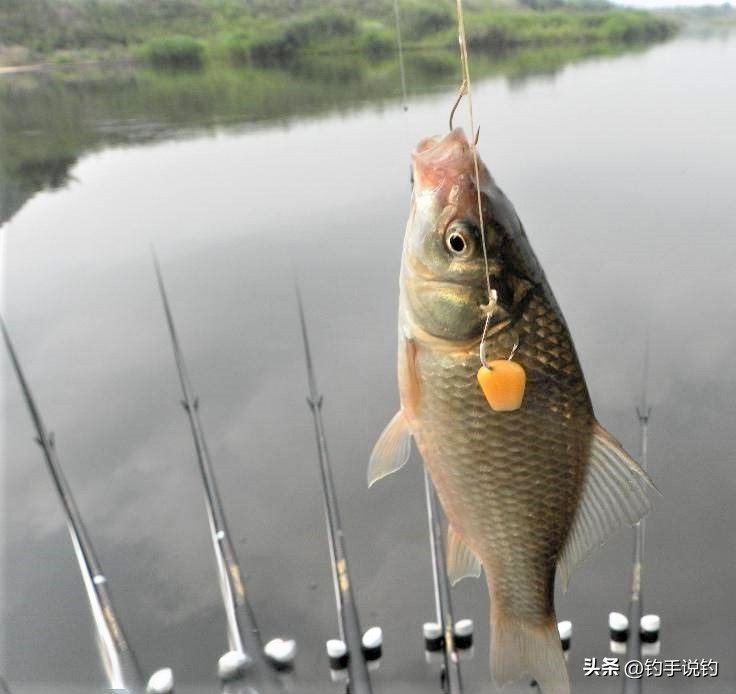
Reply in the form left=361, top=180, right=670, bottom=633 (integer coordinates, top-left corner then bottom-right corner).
left=153, top=255, right=295, bottom=686
left=295, top=286, right=380, bottom=694
left=621, top=401, right=650, bottom=694
left=422, top=470, right=467, bottom=694
left=0, top=318, right=173, bottom=694
left=623, top=340, right=655, bottom=694
left=608, top=342, right=659, bottom=691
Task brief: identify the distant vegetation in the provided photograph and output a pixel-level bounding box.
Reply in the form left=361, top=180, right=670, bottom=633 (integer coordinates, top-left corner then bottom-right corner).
left=143, top=35, right=205, bottom=68
left=0, top=0, right=677, bottom=69
left=0, top=38, right=659, bottom=223
left=655, top=2, right=736, bottom=28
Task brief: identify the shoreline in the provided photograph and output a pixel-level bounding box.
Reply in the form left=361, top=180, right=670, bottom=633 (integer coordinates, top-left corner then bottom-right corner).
left=0, top=34, right=674, bottom=77
left=0, top=57, right=137, bottom=76
left=0, top=2, right=683, bottom=73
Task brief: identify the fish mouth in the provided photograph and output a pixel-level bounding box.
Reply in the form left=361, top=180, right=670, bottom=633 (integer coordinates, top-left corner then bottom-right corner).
left=411, top=128, right=493, bottom=213
left=412, top=128, right=471, bottom=191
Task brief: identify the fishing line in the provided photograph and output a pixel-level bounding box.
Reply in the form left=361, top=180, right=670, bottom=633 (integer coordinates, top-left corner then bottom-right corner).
left=454, top=0, right=526, bottom=412
left=454, top=0, right=497, bottom=370
left=393, top=0, right=416, bottom=188
left=393, top=0, right=408, bottom=112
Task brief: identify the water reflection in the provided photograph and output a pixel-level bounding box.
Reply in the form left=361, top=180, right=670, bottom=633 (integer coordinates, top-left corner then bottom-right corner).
left=2, top=30, right=735, bottom=694
left=2, top=40, right=664, bottom=224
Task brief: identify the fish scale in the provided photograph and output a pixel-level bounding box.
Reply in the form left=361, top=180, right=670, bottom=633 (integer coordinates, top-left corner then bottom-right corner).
left=412, top=292, right=591, bottom=624
left=369, top=128, right=655, bottom=693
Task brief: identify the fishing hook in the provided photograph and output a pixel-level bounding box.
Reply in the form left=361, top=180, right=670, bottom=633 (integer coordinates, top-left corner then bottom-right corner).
left=479, top=313, right=492, bottom=370
left=480, top=316, right=519, bottom=369
left=479, top=290, right=497, bottom=369
left=508, top=335, right=519, bottom=361
left=478, top=291, right=520, bottom=368
left=448, top=79, right=468, bottom=131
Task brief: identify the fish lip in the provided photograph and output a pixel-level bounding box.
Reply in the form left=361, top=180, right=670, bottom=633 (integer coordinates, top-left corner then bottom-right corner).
left=411, top=128, right=495, bottom=222
left=413, top=127, right=469, bottom=160
left=412, top=128, right=472, bottom=192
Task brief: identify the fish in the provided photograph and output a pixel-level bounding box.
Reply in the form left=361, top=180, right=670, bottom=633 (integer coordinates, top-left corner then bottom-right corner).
left=368, top=128, right=656, bottom=694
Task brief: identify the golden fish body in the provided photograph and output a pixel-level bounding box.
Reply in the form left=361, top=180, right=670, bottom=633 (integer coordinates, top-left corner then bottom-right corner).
left=409, top=292, right=590, bottom=619
left=370, top=129, right=655, bottom=694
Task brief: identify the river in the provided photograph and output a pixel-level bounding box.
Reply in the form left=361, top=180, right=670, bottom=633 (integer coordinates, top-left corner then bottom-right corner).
left=1, top=31, right=734, bottom=694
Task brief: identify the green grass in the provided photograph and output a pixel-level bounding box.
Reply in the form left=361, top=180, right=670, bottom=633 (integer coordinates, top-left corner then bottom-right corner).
left=454, top=8, right=675, bottom=49
left=0, top=37, right=667, bottom=223
left=143, top=35, right=205, bottom=69
left=0, top=0, right=677, bottom=70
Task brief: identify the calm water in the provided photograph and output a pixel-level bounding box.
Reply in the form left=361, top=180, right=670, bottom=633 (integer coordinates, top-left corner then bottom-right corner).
left=2, top=33, right=735, bottom=693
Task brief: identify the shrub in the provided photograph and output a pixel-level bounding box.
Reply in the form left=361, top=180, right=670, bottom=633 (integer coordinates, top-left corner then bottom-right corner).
left=144, top=35, right=205, bottom=69
left=359, top=21, right=394, bottom=56
left=221, top=32, right=252, bottom=65
left=249, top=10, right=360, bottom=64
left=401, top=3, right=454, bottom=40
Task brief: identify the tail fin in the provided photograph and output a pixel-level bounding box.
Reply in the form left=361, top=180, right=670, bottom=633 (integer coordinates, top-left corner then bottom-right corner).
left=491, top=604, right=569, bottom=694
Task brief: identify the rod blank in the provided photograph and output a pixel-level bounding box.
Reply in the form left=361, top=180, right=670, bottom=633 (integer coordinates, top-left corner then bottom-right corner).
left=153, top=255, right=285, bottom=689
left=423, top=469, right=464, bottom=693
left=296, top=286, right=374, bottom=694
left=1, top=317, right=149, bottom=693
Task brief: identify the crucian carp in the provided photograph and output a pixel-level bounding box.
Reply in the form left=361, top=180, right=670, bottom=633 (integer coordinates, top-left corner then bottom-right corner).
left=369, top=128, right=656, bottom=694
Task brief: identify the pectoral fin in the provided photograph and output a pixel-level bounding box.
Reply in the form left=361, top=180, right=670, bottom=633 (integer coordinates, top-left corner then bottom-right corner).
left=398, top=335, right=420, bottom=419
left=558, top=421, right=660, bottom=590
left=447, top=524, right=482, bottom=585
left=367, top=410, right=412, bottom=488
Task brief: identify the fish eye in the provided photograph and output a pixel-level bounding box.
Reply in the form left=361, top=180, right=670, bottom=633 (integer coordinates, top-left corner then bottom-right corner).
left=444, top=222, right=476, bottom=258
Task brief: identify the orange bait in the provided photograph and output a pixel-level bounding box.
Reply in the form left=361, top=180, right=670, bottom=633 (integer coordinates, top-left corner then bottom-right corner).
left=477, top=360, right=526, bottom=412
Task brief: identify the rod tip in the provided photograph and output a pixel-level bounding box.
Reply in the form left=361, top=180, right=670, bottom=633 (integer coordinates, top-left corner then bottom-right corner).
left=217, top=650, right=250, bottom=682
left=557, top=620, right=572, bottom=640
left=454, top=618, right=474, bottom=650
left=640, top=614, right=661, bottom=633
left=265, top=637, right=297, bottom=670
left=609, top=611, right=629, bottom=654
left=641, top=614, right=661, bottom=656
left=608, top=612, right=628, bottom=631
left=422, top=622, right=443, bottom=653
left=454, top=619, right=474, bottom=638
left=362, top=626, right=383, bottom=662
left=146, top=667, right=174, bottom=694
left=326, top=639, right=348, bottom=671
left=326, top=639, right=347, bottom=658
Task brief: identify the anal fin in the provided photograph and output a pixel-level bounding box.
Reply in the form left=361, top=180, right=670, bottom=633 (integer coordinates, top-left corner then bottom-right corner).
left=447, top=524, right=482, bottom=585
left=558, top=421, right=659, bottom=590
left=367, top=410, right=412, bottom=487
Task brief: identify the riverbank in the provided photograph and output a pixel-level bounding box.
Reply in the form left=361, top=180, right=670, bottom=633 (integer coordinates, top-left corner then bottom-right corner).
left=0, top=38, right=669, bottom=224
left=0, top=0, right=676, bottom=69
